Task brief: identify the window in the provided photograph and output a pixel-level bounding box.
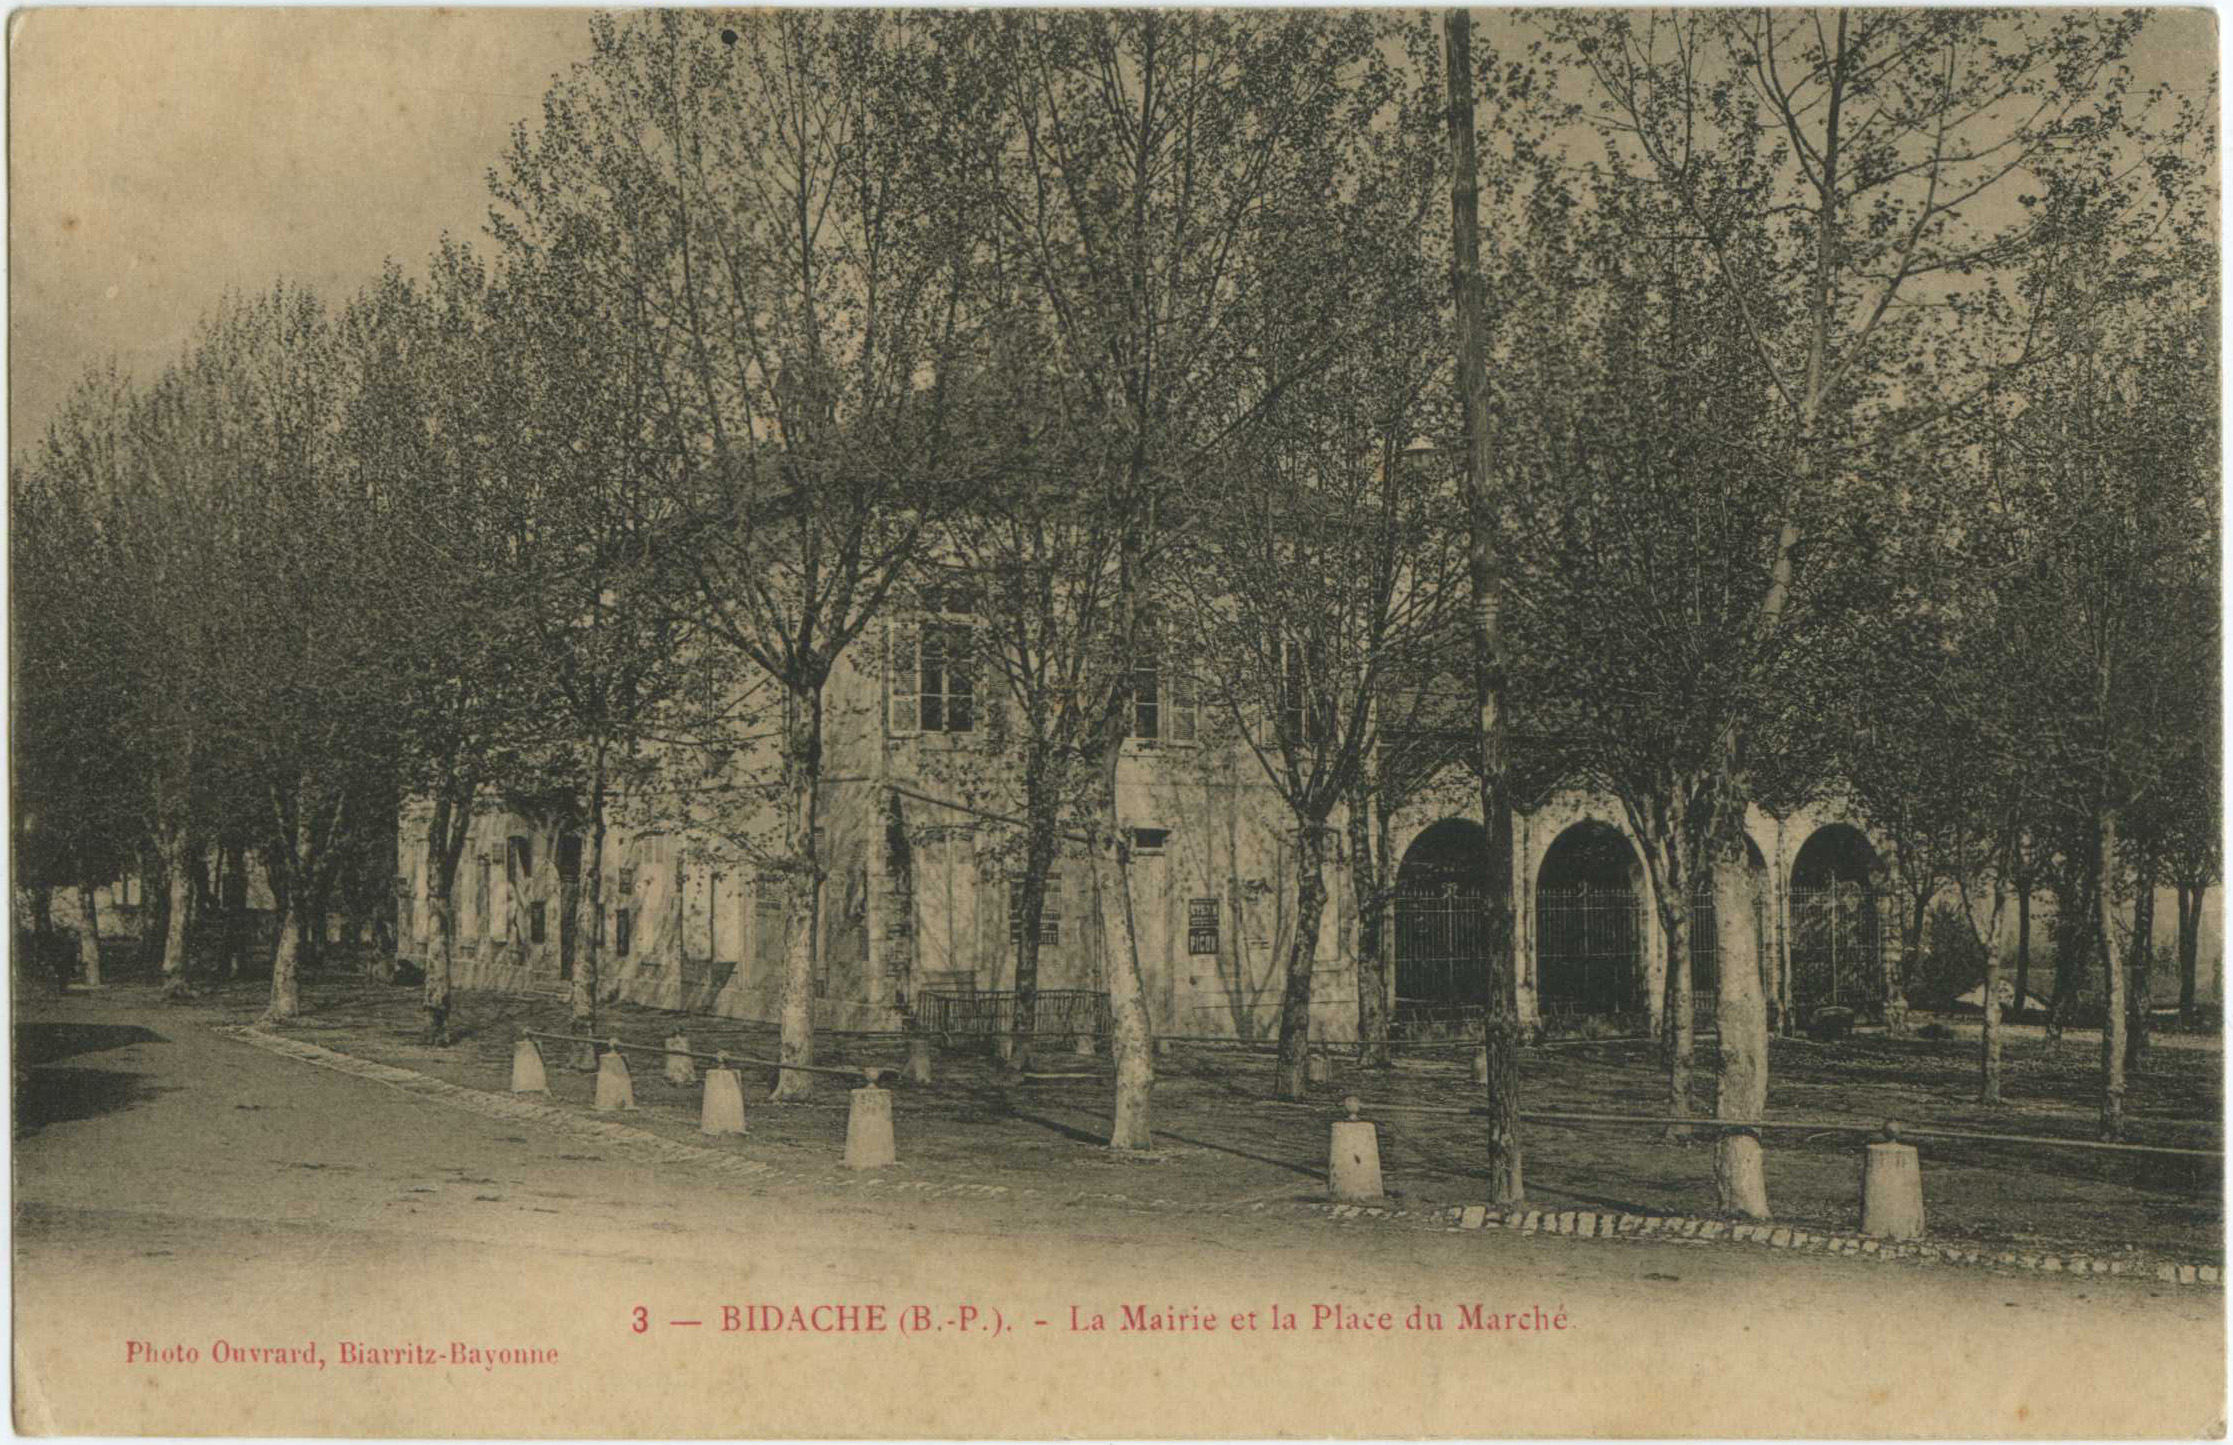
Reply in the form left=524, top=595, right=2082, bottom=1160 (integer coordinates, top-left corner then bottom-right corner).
left=889, top=585, right=977, bottom=735
left=1008, top=872, right=1062, bottom=948
left=1129, top=828, right=1170, bottom=857
left=713, top=870, right=744, bottom=962
left=477, top=857, right=493, bottom=938
left=615, top=903, right=633, bottom=957
left=1279, top=634, right=1322, bottom=744
left=755, top=889, right=789, bottom=973
left=529, top=901, right=548, bottom=945
left=507, top=835, right=533, bottom=883
left=1127, top=651, right=1198, bottom=742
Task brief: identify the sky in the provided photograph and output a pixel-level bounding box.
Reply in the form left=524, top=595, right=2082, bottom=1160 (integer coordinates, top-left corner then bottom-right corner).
left=6, top=6, right=2220, bottom=454
left=8, top=7, right=592, bottom=448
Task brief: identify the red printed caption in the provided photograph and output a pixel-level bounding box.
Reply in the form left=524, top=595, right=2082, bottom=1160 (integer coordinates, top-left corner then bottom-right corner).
left=633, top=1302, right=1571, bottom=1337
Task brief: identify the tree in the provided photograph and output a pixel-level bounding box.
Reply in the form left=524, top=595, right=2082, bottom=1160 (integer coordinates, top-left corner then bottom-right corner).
left=1176, top=396, right=1468, bottom=1100
left=188, top=286, right=409, bottom=1020
left=974, top=9, right=1404, bottom=1147
left=337, top=248, right=542, bottom=1042
left=481, top=239, right=699, bottom=1039
left=13, top=371, right=147, bottom=987
left=491, top=10, right=989, bottom=1095
left=1548, top=5, right=2162, bottom=1209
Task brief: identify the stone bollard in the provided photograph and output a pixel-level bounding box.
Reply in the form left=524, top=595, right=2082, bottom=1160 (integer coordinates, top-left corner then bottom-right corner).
left=700, top=1058, right=746, bottom=1136
left=568, top=1035, right=599, bottom=1074
left=1306, top=1051, right=1332, bottom=1087
left=1471, top=1047, right=1489, bottom=1085
left=844, top=1071, right=896, bottom=1169
left=511, top=1035, right=549, bottom=1095
left=905, top=1036, right=933, bottom=1086
left=594, top=1040, right=637, bottom=1112
left=664, top=1034, right=697, bottom=1087
left=1073, top=1031, right=1096, bottom=1057
left=1328, top=1095, right=1384, bottom=1202
left=1861, top=1123, right=1925, bottom=1240
left=1155, top=1037, right=1173, bottom=1059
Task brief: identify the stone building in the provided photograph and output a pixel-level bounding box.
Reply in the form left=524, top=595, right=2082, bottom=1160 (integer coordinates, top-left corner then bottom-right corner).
left=396, top=588, right=2216, bottom=1040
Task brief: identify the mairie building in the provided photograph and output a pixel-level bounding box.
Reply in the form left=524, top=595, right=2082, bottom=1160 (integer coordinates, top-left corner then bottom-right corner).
left=392, top=580, right=1976, bottom=1045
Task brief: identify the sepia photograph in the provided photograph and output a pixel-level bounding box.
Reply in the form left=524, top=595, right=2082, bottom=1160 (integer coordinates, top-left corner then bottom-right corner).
left=8, top=5, right=2226, bottom=1436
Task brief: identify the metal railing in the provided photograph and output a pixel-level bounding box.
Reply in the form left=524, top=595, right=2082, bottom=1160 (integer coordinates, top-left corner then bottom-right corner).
left=917, top=988, right=1110, bottom=1040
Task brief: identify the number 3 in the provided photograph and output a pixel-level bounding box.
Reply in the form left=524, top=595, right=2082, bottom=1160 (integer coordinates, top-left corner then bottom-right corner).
left=632, top=1306, right=648, bottom=1334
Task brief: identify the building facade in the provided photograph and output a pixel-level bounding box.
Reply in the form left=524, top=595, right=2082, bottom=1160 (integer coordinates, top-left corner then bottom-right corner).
left=396, top=600, right=2217, bottom=1039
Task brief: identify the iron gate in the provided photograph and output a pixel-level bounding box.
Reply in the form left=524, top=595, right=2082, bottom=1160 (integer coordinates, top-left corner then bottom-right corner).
left=1789, top=881, right=1887, bottom=1016
left=1536, top=883, right=1643, bottom=1016
left=1394, top=878, right=1488, bottom=1011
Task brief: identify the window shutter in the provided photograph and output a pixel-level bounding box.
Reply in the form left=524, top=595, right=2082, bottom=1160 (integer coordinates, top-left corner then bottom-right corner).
left=887, top=619, right=920, bottom=735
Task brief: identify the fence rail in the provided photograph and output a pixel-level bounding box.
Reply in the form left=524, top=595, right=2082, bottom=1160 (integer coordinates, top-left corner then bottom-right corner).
left=918, top=988, right=1110, bottom=1040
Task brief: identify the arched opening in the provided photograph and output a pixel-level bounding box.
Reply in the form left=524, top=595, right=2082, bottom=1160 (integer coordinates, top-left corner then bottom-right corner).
left=1788, top=823, right=1885, bottom=1015
left=1535, top=821, right=1644, bottom=1018
left=1394, top=819, right=1491, bottom=1014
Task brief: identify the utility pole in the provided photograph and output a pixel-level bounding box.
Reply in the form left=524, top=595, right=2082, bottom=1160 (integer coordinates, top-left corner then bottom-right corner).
left=1444, top=6, right=1522, bottom=1205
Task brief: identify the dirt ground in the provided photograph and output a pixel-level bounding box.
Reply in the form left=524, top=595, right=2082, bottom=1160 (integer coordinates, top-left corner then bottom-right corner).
left=18, top=982, right=2222, bottom=1437
left=156, top=967, right=2224, bottom=1264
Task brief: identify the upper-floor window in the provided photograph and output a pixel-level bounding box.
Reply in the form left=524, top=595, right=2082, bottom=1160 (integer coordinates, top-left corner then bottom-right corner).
left=1127, top=653, right=1198, bottom=743
left=890, top=584, right=977, bottom=735
left=1279, top=635, right=1321, bottom=745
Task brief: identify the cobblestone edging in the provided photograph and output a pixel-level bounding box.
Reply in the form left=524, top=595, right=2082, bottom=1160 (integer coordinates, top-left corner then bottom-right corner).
left=1408, top=1201, right=2223, bottom=1288
left=228, top=1027, right=2215, bottom=1283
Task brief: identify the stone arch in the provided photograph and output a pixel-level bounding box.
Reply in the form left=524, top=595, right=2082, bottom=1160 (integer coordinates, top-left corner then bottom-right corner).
left=1787, top=822, right=1886, bottom=1013
left=1534, top=819, right=1646, bottom=1017
left=1393, top=818, right=1491, bottom=1010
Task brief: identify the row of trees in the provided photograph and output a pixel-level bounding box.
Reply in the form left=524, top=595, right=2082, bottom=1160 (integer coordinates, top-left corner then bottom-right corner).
left=13, top=11, right=2216, bottom=1207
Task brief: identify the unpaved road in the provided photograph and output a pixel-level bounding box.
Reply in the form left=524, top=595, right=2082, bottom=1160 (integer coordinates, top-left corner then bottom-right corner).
left=13, top=991, right=2224, bottom=1437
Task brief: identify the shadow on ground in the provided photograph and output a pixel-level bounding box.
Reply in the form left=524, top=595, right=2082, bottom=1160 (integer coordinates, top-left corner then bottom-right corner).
left=15, top=1021, right=166, bottom=1067
left=13, top=1022, right=171, bottom=1138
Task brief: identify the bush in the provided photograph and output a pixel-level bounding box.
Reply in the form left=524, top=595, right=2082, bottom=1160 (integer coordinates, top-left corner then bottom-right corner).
left=1910, top=900, right=1988, bottom=1010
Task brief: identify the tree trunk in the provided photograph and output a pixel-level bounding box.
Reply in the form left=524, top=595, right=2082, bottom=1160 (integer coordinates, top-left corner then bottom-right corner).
left=1007, top=751, right=1059, bottom=1075
left=1092, top=759, right=1157, bottom=1150
left=136, top=847, right=166, bottom=971
left=1347, top=788, right=1392, bottom=1069
left=1710, top=831, right=1772, bottom=1220
left=583, top=751, right=609, bottom=1047
left=2014, top=882, right=2032, bottom=1021
left=2126, top=856, right=2154, bottom=1072
left=1275, top=820, right=1332, bottom=1100
left=1662, top=902, right=1695, bottom=1135
left=2096, top=811, right=2126, bottom=1140
left=268, top=902, right=303, bottom=1020
left=2176, top=880, right=2201, bottom=1020
left=75, top=878, right=102, bottom=987
left=157, top=824, right=193, bottom=987
left=1979, top=941, right=2004, bottom=1105
left=220, top=840, right=248, bottom=979
left=773, top=685, right=826, bottom=1101
left=1447, top=4, right=1522, bottom=1207
left=265, top=801, right=316, bottom=1023
left=423, top=798, right=456, bottom=1042
left=2048, top=869, right=2092, bottom=1042
left=1885, top=888, right=1921, bottom=1037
